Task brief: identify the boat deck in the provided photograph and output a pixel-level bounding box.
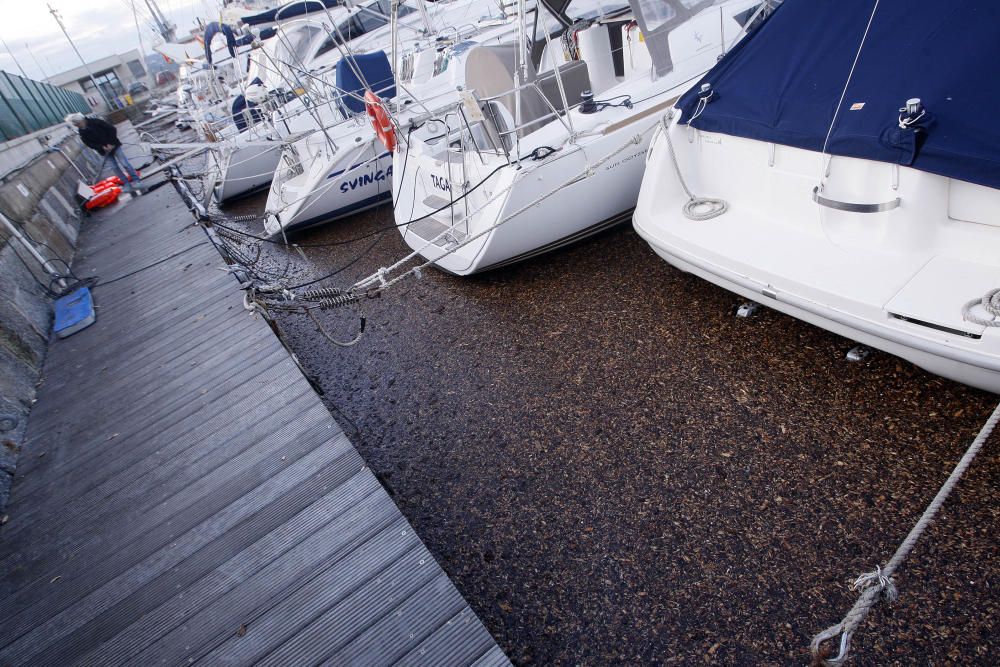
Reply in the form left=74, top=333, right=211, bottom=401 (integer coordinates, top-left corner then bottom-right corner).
left=0, top=182, right=508, bottom=666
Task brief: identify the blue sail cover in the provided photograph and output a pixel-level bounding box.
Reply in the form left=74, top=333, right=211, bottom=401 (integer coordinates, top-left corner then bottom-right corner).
left=676, top=0, right=1000, bottom=190
left=242, top=0, right=340, bottom=26
left=336, top=51, right=395, bottom=114
left=204, top=22, right=237, bottom=64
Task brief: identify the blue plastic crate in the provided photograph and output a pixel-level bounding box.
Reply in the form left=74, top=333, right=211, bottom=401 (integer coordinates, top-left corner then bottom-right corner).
left=53, top=287, right=96, bottom=338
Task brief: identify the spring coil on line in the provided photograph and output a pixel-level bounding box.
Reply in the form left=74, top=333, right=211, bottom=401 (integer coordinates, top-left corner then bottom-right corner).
left=231, top=213, right=265, bottom=223
left=300, top=287, right=345, bottom=300
left=215, top=226, right=245, bottom=243
left=317, top=294, right=361, bottom=309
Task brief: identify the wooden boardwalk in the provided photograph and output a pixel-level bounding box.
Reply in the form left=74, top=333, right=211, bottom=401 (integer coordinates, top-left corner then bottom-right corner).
left=0, top=184, right=508, bottom=666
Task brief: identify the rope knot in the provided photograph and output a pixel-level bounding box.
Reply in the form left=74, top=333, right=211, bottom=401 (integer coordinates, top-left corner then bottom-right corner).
left=850, top=566, right=898, bottom=604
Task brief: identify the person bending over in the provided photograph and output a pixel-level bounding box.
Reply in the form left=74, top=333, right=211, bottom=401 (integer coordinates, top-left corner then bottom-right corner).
left=65, top=113, right=143, bottom=195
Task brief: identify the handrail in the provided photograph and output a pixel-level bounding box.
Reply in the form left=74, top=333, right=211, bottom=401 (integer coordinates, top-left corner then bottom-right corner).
left=812, top=187, right=901, bottom=213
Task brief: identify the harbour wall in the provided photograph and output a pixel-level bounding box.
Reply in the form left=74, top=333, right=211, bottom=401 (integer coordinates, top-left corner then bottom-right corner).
left=0, top=134, right=99, bottom=511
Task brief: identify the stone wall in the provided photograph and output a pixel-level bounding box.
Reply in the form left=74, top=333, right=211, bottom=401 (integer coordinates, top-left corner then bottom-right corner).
left=0, top=136, right=98, bottom=511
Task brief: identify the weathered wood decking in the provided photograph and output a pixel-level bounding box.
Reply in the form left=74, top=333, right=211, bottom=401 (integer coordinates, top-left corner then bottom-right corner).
left=0, top=183, right=508, bottom=666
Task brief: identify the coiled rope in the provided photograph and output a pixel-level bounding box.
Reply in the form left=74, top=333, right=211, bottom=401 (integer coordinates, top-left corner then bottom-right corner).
left=961, top=288, right=1000, bottom=327
left=810, top=400, right=1000, bottom=666
left=659, top=111, right=728, bottom=221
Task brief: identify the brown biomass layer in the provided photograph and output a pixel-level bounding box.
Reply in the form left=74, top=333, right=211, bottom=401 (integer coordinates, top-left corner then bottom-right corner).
left=217, top=194, right=999, bottom=666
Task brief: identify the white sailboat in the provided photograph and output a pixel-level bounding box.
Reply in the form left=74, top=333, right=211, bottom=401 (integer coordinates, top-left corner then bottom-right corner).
left=633, top=0, right=1000, bottom=393
left=390, top=0, right=767, bottom=275
left=261, top=0, right=523, bottom=238
left=210, top=0, right=427, bottom=202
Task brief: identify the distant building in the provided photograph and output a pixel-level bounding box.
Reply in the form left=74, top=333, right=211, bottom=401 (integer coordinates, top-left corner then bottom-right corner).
left=46, top=49, right=148, bottom=114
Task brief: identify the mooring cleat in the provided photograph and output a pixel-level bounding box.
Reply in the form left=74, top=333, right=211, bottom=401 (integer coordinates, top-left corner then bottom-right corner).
left=736, top=302, right=760, bottom=318
left=846, top=345, right=873, bottom=362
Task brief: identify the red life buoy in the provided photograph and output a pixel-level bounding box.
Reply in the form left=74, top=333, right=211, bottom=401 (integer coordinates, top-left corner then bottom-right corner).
left=365, top=90, right=396, bottom=152
left=85, top=186, right=122, bottom=210
left=91, top=181, right=112, bottom=193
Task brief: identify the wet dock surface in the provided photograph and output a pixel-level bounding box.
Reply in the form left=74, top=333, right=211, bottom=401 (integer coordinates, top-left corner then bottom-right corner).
left=215, top=190, right=999, bottom=665
left=0, top=179, right=507, bottom=665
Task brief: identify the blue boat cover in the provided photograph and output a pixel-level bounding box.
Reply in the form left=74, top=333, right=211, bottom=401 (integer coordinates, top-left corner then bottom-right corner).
left=336, top=51, right=395, bottom=114
left=204, top=22, right=236, bottom=64
left=205, top=21, right=271, bottom=65
left=676, top=0, right=1000, bottom=190
left=243, top=0, right=339, bottom=26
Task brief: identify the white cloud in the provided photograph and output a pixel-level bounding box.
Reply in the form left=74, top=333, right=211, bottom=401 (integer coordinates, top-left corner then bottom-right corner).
left=0, top=0, right=212, bottom=79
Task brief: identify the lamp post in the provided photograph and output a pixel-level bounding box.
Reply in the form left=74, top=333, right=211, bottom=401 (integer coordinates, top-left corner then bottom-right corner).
left=47, top=4, right=115, bottom=112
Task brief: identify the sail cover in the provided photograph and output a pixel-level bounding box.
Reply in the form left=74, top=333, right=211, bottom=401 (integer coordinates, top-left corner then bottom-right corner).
left=675, top=0, right=1000, bottom=190
left=336, top=51, right=395, bottom=114
left=242, top=0, right=340, bottom=26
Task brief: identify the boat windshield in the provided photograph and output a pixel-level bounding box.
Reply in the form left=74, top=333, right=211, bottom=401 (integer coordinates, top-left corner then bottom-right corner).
left=278, top=24, right=324, bottom=64
left=566, top=0, right=631, bottom=22
left=634, top=0, right=712, bottom=31
left=533, top=0, right=631, bottom=44
left=313, top=0, right=416, bottom=58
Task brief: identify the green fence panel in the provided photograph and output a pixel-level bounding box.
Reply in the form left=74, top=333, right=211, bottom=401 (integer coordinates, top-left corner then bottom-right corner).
left=0, top=70, right=96, bottom=141
left=31, top=78, right=62, bottom=125
left=0, top=73, right=31, bottom=138
left=6, top=72, right=45, bottom=131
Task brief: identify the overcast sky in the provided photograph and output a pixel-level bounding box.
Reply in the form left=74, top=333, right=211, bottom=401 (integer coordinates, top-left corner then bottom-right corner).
left=0, top=0, right=218, bottom=80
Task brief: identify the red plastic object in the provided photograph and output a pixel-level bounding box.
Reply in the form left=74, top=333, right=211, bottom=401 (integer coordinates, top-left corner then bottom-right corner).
left=85, top=186, right=122, bottom=210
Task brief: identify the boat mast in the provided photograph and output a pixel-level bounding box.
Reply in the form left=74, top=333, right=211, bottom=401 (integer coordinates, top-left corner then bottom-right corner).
left=143, top=0, right=177, bottom=43
left=129, top=0, right=155, bottom=91
left=514, top=0, right=527, bottom=160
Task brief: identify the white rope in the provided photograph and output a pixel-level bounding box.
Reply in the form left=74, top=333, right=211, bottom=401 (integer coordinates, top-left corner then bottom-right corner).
left=962, top=288, right=1000, bottom=327
left=810, top=400, right=1000, bottom=666
left=817, top=0, right=881, bottom=189
left=660, top=112, right=728, bottom=221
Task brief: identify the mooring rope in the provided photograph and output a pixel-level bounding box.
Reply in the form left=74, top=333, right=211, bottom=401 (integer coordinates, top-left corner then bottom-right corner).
left=660, top=111, right=728, bottom=221
left=810, top=400, right=1000, bottom=666
left=961, top=288, right=1000, bottom=327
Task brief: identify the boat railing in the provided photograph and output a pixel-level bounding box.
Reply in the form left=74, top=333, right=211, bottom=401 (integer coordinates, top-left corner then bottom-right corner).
left=415, top=78, right=573, bottom=167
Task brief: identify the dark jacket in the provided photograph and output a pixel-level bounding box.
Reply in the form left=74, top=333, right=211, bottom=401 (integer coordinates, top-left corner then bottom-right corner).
left=78, top=117, right=120, bottom=156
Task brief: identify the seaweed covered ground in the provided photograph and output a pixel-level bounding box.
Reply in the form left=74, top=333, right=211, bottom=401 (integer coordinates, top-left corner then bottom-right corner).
left=213, top=190, right=998, bottom=665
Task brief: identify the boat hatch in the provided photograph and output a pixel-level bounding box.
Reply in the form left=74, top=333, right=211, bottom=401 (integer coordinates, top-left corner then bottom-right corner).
left=885, top=256, right=998, bottom=338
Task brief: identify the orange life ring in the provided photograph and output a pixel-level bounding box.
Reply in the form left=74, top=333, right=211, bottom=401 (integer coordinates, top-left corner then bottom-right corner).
left=365, top=90, right=396, bottom=152
left=91, top=181, right=112, bottom=192
left=85, top=186, right=122, bottom=210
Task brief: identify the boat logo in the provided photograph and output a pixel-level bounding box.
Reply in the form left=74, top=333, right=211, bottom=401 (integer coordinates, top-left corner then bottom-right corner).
left=338, top=166, right=393, bottom=193
left=604, top=149, right=648, bottom=171
left=430, top=175, right=453, bottom=192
